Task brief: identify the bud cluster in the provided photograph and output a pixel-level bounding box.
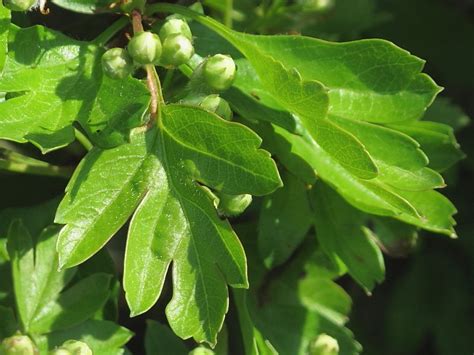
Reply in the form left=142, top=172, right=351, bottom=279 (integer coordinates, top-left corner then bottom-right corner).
left=102, top=18, right=196, bottom=80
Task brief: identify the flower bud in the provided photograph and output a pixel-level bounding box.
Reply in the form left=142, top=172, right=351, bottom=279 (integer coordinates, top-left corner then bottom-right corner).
left=60, top=340, right=92, bottom=355
left=0, top=334, right=37, bottom=355
left=159, top=18, right=192, bottom=41
left=203, top=54, right=236, bottom=91
left=3, top=0, right=36, bottom=11
left=298, top=0, right=335, bottom=12
left=308, top=334, right=339, bottom=355
left=217, top=193, right=252, bottom=217
left=160, top=34, right=194, bottom=67
left=199, top=95, right=233, bottom=121
left=102, top=48, right=134, bottom=80
left=188, top=347, right=215, bottom=355
left=128, top=31, right=162, bottom=65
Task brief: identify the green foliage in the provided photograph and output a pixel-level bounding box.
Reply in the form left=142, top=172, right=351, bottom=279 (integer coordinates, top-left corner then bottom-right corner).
left=0, top=1, right=469, bottom=354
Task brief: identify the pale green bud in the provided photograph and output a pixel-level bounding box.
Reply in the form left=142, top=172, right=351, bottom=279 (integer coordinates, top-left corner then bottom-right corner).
left=102, top=48, right=134, bottom=79
left=203, top=54, right=236, bottom=91
left=128, top=31, right=162, bottom=65
left=199, top=95, right=233, bottom=120
left=298, top=0, right=335, bottom=12
left=160, top=34, right=194, bottom=67
left=60, top=340, right=92, bottom=355
left=159, top=18, right=192, bottom=40
left=217, top=193, right=252, bottom=217
left=0, top=334, right=37, bottom=355
left=309, top=334, right=339, bottom=355
left=188, top=347, right=215, bottom=355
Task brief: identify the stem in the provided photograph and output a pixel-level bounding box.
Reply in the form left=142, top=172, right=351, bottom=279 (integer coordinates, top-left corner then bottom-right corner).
left=179, top=63, right=194, bottom=78
left=224, top=0, right=233, bottom=28
left=131, top=10, right=164, bottom=127
left=74, top=128, right=93, bottom=151
left=0, top=159, right=72, bottom=179
left=94, top=16, right=130, bottom=46
left=131, top=9, right=144, bottom=33
left=161, top=68, right=175, bottom=93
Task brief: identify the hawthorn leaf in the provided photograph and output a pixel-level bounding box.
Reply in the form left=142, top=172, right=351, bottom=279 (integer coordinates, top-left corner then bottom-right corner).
left=0, top=3, right=10, bottom=73
left=187, top=16, right=378, bottom=180
left=29, top=273, right=112, bottom=333
left=7, top=222, right=76, bottom=332
left=252, top=122, right=418, bottom=218
left=51, top=0, right=113, bottom=14
left=394, top=189, right=457, bottom=237
left=299, top=277, right=351, bottom=327
left=251, top=121, right=457, bottom=235
left=7, top=220, right=38, bottom=331
left=56, top=105, right=281, bottom=344
left=389, top=121, right=465, bottom=172
left=0, top=24, right=149, bottom=152
left=311, top=182, right=385, bottom=291
left=7, top=221, right=112, bottom=335
left=145, top=321, right=188, bottom=355
left=188, top=12, right=441, bottom=123
left=331, top=115, right=445, bottom=191
left=258, top=171, right=313, bottom=268
left=230, top=57, right=378, bottom=180
left=45, top=319, right=133, bottom=355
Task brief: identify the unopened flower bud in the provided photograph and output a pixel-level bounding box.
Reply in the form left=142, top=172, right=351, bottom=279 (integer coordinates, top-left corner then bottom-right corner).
left=160, top=34, right=194, bottom=67
left=309, top=334, right=339, bottom=355
left=159, top=18, right=192, bottom=41
left=203, top=54, right=236, bottom=91
left=102, top=48, right=134, bottom=79
left=200, top=95, right=233, bottom=121
left=217, top=193, right=252, bottom=217
left=60, top=340, right=92, bottom=355
left=1, top=334, right=37, bottom=355
left=128, top=31, right=162, bottom=65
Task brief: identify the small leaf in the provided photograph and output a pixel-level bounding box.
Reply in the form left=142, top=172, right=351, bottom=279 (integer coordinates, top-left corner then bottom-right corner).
left=51, top=0, right=113, bottom=14
left=311, top=182, right=385, bottom=291
left=331, top=115, right=445, bottom=191
left=389, top=120, right=465, bottom=172
left=0, top=25, right=149, bottom=152
left=7, top=219, right=36, bottom=331
left=394, top=189, right=457, bottom=237
left=0, top=3, right=11, bottom=73
left=29, top=273, right=111, bottom=333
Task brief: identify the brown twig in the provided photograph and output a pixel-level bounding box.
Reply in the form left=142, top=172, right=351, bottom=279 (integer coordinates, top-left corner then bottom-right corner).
left=131, top=10, right=163, bottom=127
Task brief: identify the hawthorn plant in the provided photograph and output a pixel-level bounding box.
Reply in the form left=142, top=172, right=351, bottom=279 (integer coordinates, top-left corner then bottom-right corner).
left=0, top=0, right=464, bottom=354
